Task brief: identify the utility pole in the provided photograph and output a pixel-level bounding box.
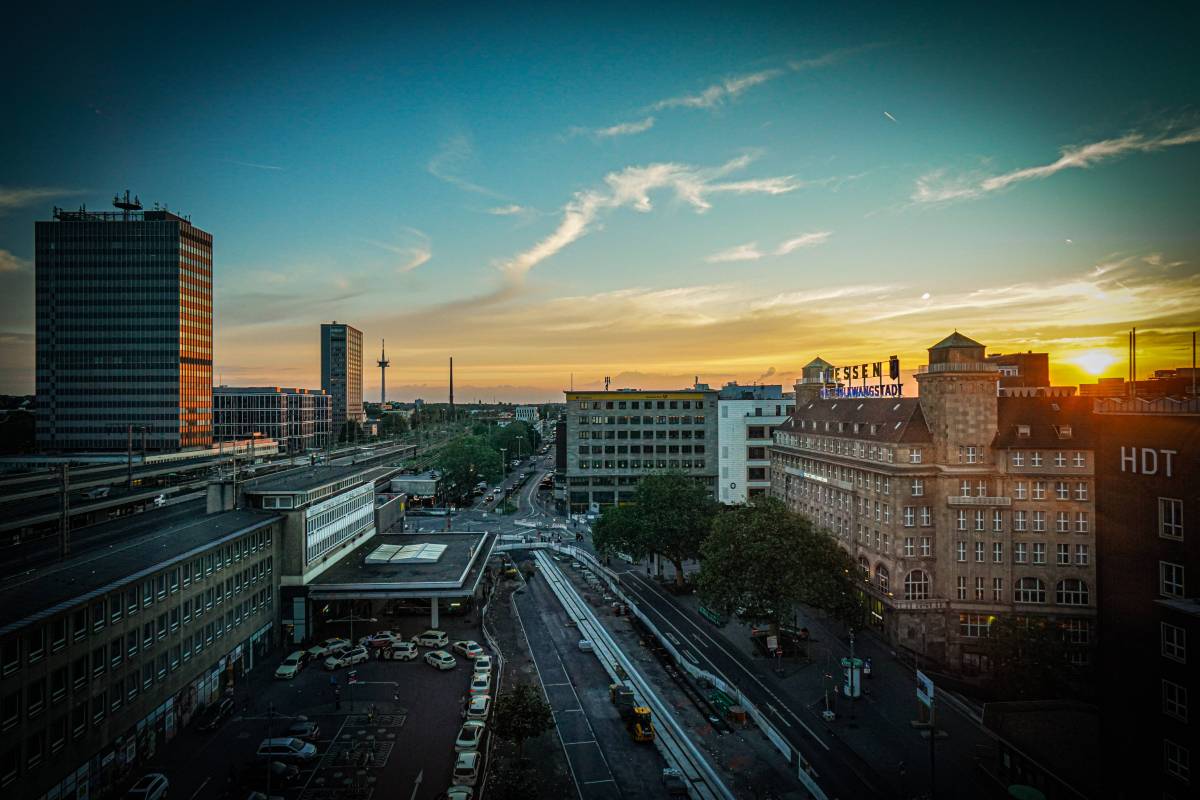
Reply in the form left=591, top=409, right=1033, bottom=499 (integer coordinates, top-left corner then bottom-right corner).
left=59, top=464, right=71, bottom=558
left=127, top=424, right=134, bottom=489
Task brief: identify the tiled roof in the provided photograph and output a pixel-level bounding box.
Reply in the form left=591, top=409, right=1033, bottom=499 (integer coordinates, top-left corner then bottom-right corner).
left=930, top=331, right=984, bottom=350
left=777, top=398, right=932, bottom=444
left=992, top=396, right=1097, bottom=448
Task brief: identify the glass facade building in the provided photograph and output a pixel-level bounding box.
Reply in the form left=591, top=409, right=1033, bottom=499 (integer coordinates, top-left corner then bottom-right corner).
left=35, top=206, right=213, bottom=451
left=320, top=322, right=364, bottom=428
left=213, top=386, right=332, bottom=453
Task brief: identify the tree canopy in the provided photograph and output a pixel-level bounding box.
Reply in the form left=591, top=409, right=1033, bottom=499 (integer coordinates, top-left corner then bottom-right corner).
left=698, top=497, right=860, bottom=633
left=491, top=684, right=555, bottom=757
left=434, top=435, right=502, bottom=504
left=490, top=420, right=541, bottom=462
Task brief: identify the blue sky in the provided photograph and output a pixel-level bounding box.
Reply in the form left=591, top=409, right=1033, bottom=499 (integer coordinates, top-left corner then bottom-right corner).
left=2, top=2, right=1198, bottom=400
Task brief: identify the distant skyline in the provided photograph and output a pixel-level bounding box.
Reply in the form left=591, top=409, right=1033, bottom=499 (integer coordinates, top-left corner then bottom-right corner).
left=2, top=2, right=1198, bottom=403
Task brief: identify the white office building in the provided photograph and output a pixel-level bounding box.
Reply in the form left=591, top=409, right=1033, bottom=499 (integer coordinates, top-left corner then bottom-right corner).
left=717, top=383, right=794, bottom=504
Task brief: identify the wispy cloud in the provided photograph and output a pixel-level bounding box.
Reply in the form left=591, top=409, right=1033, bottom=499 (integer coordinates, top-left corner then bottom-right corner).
left=569, top=116, right=656, bottom=139
left=225, top=159, right=284, bottom=171
left=706, top=231, right=831, bottom=262
left=499, top=154, right=803, bottom=281
left=652, top=69, right=784, bottom=111
left=0, top=186, right=85, bottom=214
left=913, top=124, right=1200, bottom=203
left=427, top=134, right=506, bottom=199
left=487, top=205, right=528, bottom=216
left=0, top=249, right=30, bottom=273
left=364, top=227, right=432, bottom=273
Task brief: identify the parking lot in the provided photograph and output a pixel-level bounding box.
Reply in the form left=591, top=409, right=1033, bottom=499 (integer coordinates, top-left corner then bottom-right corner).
left=141, top=621, right=493, bottom=800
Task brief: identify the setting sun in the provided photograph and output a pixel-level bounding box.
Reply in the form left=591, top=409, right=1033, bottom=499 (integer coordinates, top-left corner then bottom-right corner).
left=1074, top=350, right=1120, bottom=375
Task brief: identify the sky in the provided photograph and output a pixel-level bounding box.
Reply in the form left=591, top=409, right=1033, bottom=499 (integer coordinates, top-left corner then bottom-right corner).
left=1, top=2, right=1198, bottom=402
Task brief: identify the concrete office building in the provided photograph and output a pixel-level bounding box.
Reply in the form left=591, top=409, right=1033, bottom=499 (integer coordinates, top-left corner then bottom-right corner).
left=716, top=383, right=794, bottom=504
left=213, top=386, right=332, bottom=454
left=514, top=406, right=539, bottom=425
left=1094, top=397, right=1199, bottom=799
left=563, top=386, right=718, bottom=513
left=35, top=197, right=213, bottom=452
left=0, top=511, right=282, bottom=800
left=769, top=333, right=1097, bottom=674
left=320, top=322, right=364, bottom=429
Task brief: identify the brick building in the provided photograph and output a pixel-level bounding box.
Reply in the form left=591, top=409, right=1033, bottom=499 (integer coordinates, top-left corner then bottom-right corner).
left=769, top=333, right=1096, bottom=673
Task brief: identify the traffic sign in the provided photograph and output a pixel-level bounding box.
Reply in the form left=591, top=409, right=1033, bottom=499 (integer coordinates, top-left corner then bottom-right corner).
left=916, top=670, right=934, bottom=708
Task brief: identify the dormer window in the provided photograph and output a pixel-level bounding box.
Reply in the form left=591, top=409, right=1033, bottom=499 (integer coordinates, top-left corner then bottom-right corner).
left=1017, top=425, right=1031, bottom=438
left=1055, top=425, right=1072, bottom=439
left=870, top=424, right=878, bottom=435
left=853, top=423, right=860, bottom=434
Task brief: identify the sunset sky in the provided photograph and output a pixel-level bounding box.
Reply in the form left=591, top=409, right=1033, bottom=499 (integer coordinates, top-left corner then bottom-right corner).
left=1, top=3, right=1197, bottom=402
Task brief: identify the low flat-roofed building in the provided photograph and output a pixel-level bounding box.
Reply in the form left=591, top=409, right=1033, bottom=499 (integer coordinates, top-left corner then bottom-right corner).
left=0, top=509, right=284, bottom=800
left=389, top=471, right=441, bottom=499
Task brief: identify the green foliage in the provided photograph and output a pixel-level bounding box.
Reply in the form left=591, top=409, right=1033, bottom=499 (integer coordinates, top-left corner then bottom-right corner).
left=434, top=435, right=502, bottom=503
left=490, top=421, right=541, bottom=461
left=698, top=498, right=860, bottom=632
left=378, top=413, right=409, bottom=437
left=488, top=759, right=543, bottom=799
left=491, top=684, right=555, bottom=757
left=592, top=504, right=645, bottom=559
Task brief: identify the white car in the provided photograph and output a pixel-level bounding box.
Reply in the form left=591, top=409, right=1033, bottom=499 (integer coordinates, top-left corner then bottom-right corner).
left=469, top=673, right=490, bottom=695
left=452, top=751, right=481, bottom=786
left=452, top=640, right=485, bottom=659
left=425, top=650, right=457, bottom=670
left=152, top=494, right=167, bottom=508
left=360, top=631, right=399, bottom=649
left=465, top=694, right=490, bottom=720
left=386, top=641, right=419, bottom=661
left=124, top=773, right=169, bottom=800
left=472, top=655, right=493, bottom=676
left=324, top=646, right=369, bottom=670
left=455, top=720, right=485, bottom=751
left=578, top=640, right=594, bottom=653
left=445, top=787, right=473, bottom=800
left=412, top=629, right=449, bottom=648
left=307, top=638, right=349, bottom=659
left=274, top=651, right=306, bottom=680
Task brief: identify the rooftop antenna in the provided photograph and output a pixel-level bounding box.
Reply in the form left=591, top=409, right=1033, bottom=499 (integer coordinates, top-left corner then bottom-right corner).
left=604, top=375, right=611, bottom=391
left=112, top=189, right=142, bottom=221
left=377, top=339, right=390, bottom=404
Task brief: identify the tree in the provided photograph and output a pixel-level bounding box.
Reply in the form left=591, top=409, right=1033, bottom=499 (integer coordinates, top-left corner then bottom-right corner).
left=378, top=413, right=409, bottom=438
left=698, top=498, right=860, bottom=637
left=491, top=684, right=554, bottom=758
left=490, top=421, right=541, bottom=462
left=986, top=616, right=1085, bottom=700
left=434, top=436, right=502, bottom=504
left=592, top=504, right=643, bottom=559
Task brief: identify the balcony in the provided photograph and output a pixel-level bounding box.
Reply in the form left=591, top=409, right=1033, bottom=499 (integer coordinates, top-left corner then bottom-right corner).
left=916, top=362, right=999, bottom=375
left=948, top=495, right=1012, bottom=507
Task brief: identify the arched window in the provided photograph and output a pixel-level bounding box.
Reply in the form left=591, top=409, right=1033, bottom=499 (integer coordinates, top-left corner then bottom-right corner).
left=904, top=570, right=930, bottom=600
left=859, top=556, right=870, bottom=579
left=1056, top=579, right=1089, bottom=605
left=876, top=564, right=890, bottom=592
left=1014, top=577, right=1046, bottom=604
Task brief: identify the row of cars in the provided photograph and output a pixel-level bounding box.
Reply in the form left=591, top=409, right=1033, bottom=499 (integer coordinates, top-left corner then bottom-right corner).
left=447, top=637, right=495, bottom=798
left=273, top=629, right=469, bottom=679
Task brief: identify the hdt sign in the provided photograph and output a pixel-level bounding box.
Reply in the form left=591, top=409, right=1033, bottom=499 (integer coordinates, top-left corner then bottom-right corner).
left=1120, top=447, right=1177, bottom=478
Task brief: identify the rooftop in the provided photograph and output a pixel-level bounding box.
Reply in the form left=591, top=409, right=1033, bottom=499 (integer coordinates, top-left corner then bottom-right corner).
left=929, top=331, right=984, bottom=350
left=992, top=396, right=1097, bottom=448
left=215, top=386, right=328, bottom=396
left=0, top=509, right=279, bottom=637
left=307, top=532, right=495, bottom=597
left=778, top=398, right=932, bottom=444
left=244, top=464, right=389, bottom=494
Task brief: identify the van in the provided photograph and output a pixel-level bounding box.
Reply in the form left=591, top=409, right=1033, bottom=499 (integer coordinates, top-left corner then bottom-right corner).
left=256, top=737, right=318, bottom=762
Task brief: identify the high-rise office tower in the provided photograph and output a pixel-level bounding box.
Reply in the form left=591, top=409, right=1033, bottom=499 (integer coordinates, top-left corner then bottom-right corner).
left=35, top=193, right=213, bottom=451
left=321, top=321, right=364, bottom=428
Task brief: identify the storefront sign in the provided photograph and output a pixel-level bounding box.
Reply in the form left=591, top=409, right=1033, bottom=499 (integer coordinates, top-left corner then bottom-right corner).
left=820, top=384, right=904, bottom=399
left=821, top=356, right=900, bottom=384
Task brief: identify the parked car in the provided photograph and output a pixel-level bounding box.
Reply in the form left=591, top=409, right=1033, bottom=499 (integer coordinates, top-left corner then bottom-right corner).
left=386, top=641, right=419, bottom=661
left=360, top=631, right=398, bottom=649
left=84, top=487, right=112, bottom=500
left=256, top=737, right=318, bottom=762
left=465, top=695, right=491, bottom=720
left=425, top=650, right=456, bottom=670
left=452, top=751, right=481, bottom=786
left=455, top=721, right=485, bottom=752
left=152, top=494, right=167, bottom=507
left=124, top=773, right=168, bottom=800
left=274, top=651, right=307, bottom=680
left=324, top=646, right=369, bottom=670
left=236, top=761, right=299, bottom=789
left=412, top=629, right=449, bottom=648
left=286, top=720, right=320, bottom=740
left=472, top=655, right=493, bottom=676
left=196, top=696, right=235, bottom=731
left=445, top=785, right=474, bottom=800
left=468, top=673, right=490, bottom=695
left=307, top=638, right=349, bottom=659
left=577, top=639, right=594, bottom=653
left=451, top=640, right=484, bottom=659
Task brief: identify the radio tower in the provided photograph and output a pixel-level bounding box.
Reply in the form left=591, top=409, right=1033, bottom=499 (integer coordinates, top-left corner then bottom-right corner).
left=449, top=356, right=455, bottom=421
left=377, top=339, right=390, bottom=404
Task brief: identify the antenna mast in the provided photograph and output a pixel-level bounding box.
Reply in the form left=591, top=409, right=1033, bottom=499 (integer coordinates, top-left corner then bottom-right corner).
left=377, top=339, right=390, bottom=404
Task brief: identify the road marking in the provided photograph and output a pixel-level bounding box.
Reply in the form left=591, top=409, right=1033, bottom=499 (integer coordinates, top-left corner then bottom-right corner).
left=583, top=779, right=617, bottom=785
left=409, top=769, right=423, bottom=800
left=563, top=739, right=598, bottom=746
left=766, top=703, right=793, bottom=727
left=543, top=681, right=571, bottom=686
left=692, top=633, right=709, bottom=648
left=555, top=707, right=585, bottom=713
left=188, top=777, right=210, bottom=800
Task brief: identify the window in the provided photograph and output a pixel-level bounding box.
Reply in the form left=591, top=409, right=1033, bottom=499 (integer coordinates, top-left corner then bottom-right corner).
left=1160, top=498, right=1184, bottom=540
left=1073, top=451, right=1085, bottom=468
left=1056, top=511, right=1069, bottom=533
left=903, top=507, right=915, bottom=527
left=1056, top=579, right=1089, bottom=605
left=957, top=576, right=967, bottom=600
left=1014, top=481, right=1028, bottom=500
left=1, top=692, right=19, bottom=732
left=904, top=537, right=915, bottom=556
left=960, top=480, right=971, bottom=498
left=1074, top=482, right=1088, bottom=501
left=1160, top=562, right=1185, bottom=598
left=993, top=542, right=1004, bottom=563
left=920, top=537, right=931, bottom=557
left=1163, top=680, right=1188, bottom=722
left=975, top=510, right=985, bottom=531
left=976, top=480, right=987, bottom=497
left=956, top=541, right=966, bottom=562
left=956, top=510, right=967, bottom=531
left=920, top=506, right=931, bottom=527
left=975, top=576, right=984, bottom=600
left=1075, top=544, right=1089, bottom=565
left=960, top=613, right=991, bottom=637
left=1011, top=451, right=1024, bottom=467
left=1164, top=739, right=1189, bottom=783
left=905, top=570, right=930, bottom=600
left=1015, top=577, right=1046, bottom=603
left=1056, top=481, right=1069, bottom=500
left=876, top=565, right=890, bottom=592
left=1075, top=512, right=1089, bottom=532
left=909, top=448, right=922, bottom=464
left=975, top=542, right=985, bottom=563
left=1014, top=510, right=1027, bottom=531
left=1061, top=618, right=1090, bottom=644
left=911, top=479, right=924, bottom=497
left=1032, top=542, right=1046, bottom=564
left=1162, top=623, right=1187, bottom=663
left=993, top=577, right=1004, bottom=602
left=1031, top=451, right=1043, bottom=467
left=1014, top=542, right=1027, bottom=563
left=1032, top=511, right=1046, bottom=532
left=1057, top=543, right=1070, bottom=565
left=1033, top=481, right=1046, bottom=500
left=1054, top=451, right=1067, bottom=468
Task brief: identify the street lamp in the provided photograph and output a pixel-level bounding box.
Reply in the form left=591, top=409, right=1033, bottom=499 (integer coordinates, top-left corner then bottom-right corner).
left=328, top=611, right=377, bottom=712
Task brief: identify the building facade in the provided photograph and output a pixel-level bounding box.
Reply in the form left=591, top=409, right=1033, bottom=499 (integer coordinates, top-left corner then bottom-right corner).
left=514, top=406, right=539, bottom=425
left=213, top=387, right=332, bottom=454
left=0, top=511, right=282, bottom=800
left=716, top=383, right=793, bottom=504
left=769, top=334, right=1097, bottom=673
left=35, top=201, right=213, bottom=452
left=1094, top=397, right=1199, bottom=799
left=320, top=322, right=364, bottom=429
left=563, top=387, right=718, bottom=513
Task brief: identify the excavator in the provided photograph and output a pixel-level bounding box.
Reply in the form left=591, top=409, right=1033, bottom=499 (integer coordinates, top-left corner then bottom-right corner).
left=610, top=682, right=655, bottom=742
